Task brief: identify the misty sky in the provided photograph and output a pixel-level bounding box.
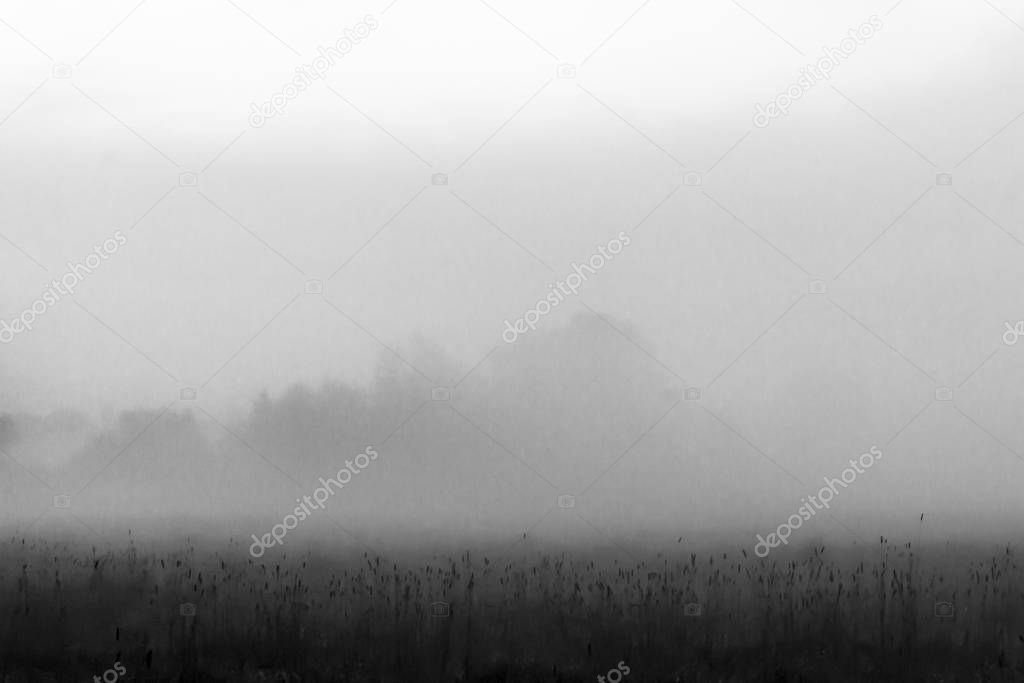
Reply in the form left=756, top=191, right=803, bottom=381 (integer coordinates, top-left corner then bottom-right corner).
left=3, top=0, right=1024, bottom=555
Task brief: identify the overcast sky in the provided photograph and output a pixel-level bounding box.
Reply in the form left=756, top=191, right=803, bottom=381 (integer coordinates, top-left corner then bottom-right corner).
left=2, top=0, right=1024, bottom=555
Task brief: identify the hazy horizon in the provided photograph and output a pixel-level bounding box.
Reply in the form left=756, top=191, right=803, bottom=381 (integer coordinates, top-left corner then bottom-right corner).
left=4, top=0, right=1024, bottom=566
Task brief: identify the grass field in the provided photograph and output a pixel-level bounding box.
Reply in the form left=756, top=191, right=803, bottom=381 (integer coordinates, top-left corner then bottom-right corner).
left=2, top=534, right=1022, bottom=681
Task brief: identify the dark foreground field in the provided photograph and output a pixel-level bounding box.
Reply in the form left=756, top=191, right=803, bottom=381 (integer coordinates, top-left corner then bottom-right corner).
left=2, top=535, right=1023, bottom=682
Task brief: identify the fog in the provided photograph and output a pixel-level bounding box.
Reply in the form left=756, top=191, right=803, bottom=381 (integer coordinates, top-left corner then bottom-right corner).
left=3, top=0, right=1024, bottom=558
